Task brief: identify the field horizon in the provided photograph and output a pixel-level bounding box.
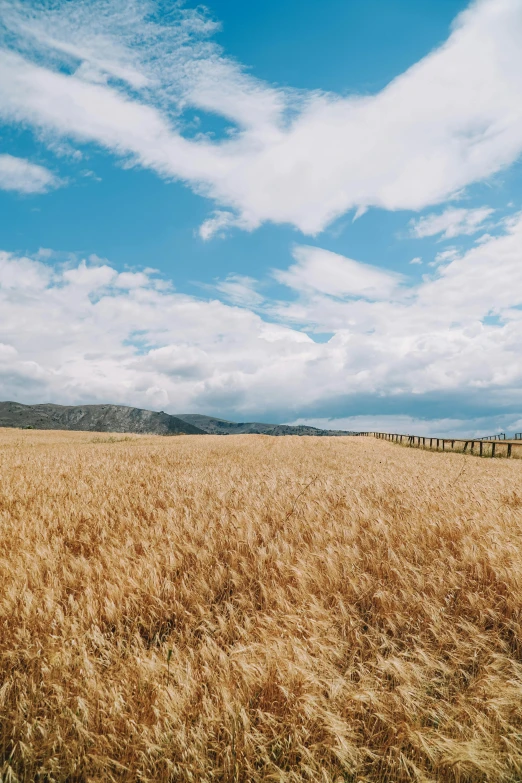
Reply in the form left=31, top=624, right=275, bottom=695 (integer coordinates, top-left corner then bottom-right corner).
left=2, top=428, right=522, bottom=782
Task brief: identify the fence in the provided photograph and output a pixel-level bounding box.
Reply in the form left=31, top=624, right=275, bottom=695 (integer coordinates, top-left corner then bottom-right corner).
left=355, top=431, right=522, bottom=459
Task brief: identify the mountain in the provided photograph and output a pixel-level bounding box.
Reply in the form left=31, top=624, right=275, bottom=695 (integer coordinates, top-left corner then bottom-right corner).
left=175, top=414, right=355, bottom=436
left=0, top=402, right=204, bottom=435
left=0, top=402, right=356, bottom=436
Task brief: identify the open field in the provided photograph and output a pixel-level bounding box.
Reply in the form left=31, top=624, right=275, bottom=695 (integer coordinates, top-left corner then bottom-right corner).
left=1, top=429, right=522, bottom=782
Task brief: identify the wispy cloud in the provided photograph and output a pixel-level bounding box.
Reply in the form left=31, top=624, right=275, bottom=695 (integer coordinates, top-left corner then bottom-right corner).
left=409, top=206, right=495, bottom=240
left=274, top=245, right=402, bottom=300
left=430, top=248, right=460, bottom=267
left=0, top=154, right=63, bottom=193
left=1, top=1, right=522, bottom=233
left=212, top=274, right=264, bottom=308
left=198, top=211, right=253, bottom=240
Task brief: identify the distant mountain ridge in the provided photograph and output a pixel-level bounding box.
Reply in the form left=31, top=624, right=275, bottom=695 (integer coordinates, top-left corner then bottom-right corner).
left=174, top=414, right=355, bottom=436
left=0, top=402, right=356, bottom=437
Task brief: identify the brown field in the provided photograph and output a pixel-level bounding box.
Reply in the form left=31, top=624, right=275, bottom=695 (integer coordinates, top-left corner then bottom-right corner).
left=1, top=428, right=522, bottom=783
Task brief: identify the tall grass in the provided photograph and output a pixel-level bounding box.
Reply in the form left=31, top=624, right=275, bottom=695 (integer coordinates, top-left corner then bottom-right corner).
left=1, top=428, right=522, bottom=782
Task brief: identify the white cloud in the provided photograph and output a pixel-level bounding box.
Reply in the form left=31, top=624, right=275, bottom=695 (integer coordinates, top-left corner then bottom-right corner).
left=198, top=211, right=253, bottom=241
left=114, top=271, right=150, bottom=289
left=1, top=1, right=522, bottom=232
left=62, top=260, right=116, bottom=289
left=0, top=153, right=62, bottom=193
left=274, top=245, right=402, bottom=300
left=430, top=248, right=460, bottom=267
left=213, top=275, right=264, bottom=308
left=2, top=214, right=522, bottom=422
left=273, top=216, right=522, bottom=338
left=0, top=250, right=321, bottom=413
left=410, top=257, right=422, bottom=265
left=409, top=206, right=495, bottom=240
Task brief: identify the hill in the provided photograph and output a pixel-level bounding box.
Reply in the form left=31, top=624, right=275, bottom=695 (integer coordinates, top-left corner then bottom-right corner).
left=175, top=413, right=355, bottom=436
left=0, top=402, right=355, bottom=436
left=0, top=401, right=204, bottom=435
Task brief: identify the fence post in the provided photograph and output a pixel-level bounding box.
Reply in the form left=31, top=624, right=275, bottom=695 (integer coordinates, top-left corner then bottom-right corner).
left=492, top=442, right=496, bottom=458
left=463, top=441, right=468, bottom=453
left=508, top=443, right=512, bottom=458
left=471, top=441, right=474, bottom=454
left=480, top=441, right=483, bottom=457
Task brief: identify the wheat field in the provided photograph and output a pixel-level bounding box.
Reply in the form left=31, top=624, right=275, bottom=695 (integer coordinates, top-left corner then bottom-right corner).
left=1, top=428, right=522, bottom=783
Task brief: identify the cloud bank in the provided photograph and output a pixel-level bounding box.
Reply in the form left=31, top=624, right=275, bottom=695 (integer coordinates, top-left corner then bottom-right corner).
left=1, top=212, right=522, bottom=429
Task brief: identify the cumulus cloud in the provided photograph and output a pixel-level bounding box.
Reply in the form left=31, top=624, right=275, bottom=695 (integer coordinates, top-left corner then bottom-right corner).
left=0, top=153, right=62, bottom=193
left=0, top=250, right=319, bottom=414
left=1, top=0, right=522, bottom=232
left=409, top=206, right=495, bottom=240
left=2, top=213, right=522, bottom=423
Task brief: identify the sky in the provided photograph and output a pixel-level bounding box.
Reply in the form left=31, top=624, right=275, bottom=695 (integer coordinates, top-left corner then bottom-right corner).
left=1, top=0, right=522, bottom=437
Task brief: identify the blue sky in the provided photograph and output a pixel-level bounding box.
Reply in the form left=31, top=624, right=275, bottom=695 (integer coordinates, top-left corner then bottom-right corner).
left=1, top=0, right=522, bottom=436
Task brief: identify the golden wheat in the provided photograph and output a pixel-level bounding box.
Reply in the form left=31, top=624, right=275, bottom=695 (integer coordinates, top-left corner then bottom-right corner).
left=1, top=428, right=522, bottom=782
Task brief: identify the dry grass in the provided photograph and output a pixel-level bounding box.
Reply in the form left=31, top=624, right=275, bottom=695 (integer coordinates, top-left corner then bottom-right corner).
left=1, top=429, right=522, bottom=783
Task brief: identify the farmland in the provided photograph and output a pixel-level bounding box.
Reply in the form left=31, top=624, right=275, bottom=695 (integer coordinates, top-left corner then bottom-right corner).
left=1, top=428, right=522, bottom=782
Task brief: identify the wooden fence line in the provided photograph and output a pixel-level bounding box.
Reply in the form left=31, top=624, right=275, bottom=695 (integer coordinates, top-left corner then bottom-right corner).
left=355, top=431, right=522, bottom=459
